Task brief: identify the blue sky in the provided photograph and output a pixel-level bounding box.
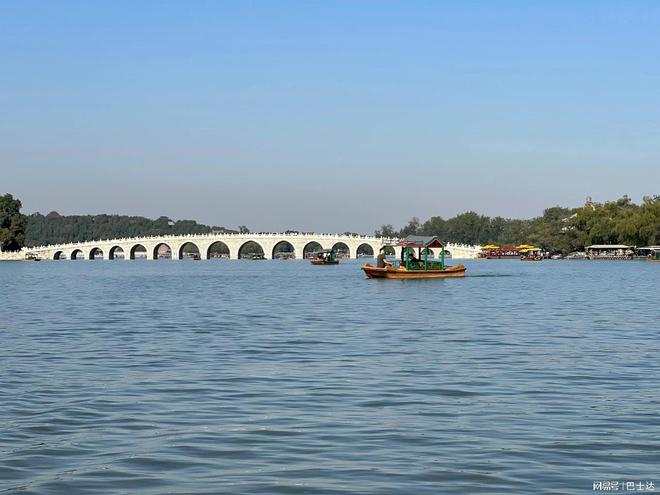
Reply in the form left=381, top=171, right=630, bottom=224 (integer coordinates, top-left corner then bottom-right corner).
left=2, top=1, right=659, bottom=232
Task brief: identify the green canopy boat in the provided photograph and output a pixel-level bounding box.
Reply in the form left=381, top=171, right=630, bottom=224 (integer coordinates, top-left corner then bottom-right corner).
left=362, top=236, right=466, bottom=279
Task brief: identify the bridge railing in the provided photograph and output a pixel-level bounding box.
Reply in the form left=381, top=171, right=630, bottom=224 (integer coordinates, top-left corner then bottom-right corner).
left=24, top=233, right=401, bottom=251
left=24, top=236, right=484, bottom=251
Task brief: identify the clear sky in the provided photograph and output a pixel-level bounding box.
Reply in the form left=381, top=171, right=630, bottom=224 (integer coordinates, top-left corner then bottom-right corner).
left=2, top=1, right=659, bottom=233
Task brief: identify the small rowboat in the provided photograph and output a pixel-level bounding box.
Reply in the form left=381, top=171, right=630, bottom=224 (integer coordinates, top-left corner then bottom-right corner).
left=310, top=249, right=339, bottom=265
left=311, top=258, right=339, bottom=265
left=362, top=263, right=466, bottom=279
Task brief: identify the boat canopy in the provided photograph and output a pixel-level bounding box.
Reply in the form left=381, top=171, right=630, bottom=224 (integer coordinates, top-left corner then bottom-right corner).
left=637, top=246, right=660, bottom=251
left=587, top=244, right=630, bottom=249
left=397, top=235, right=444, bottom=249
left=314, top=249, right=334, bottom=254
left=482, top=244, right=499, bottom=249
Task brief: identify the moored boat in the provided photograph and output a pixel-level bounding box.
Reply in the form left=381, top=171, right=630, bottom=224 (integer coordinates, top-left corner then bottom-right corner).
left=520, top=246, right=543, bottom=261
left=362, top=236, right=465, bottom=279
left=480, top=245, right=521, bottom=259
left=637, top=246, right=660, bottom=262
left=586, top=244, right=634, bottom=260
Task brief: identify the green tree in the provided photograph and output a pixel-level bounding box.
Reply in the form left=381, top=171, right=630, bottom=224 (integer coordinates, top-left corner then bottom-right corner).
left=0, top=193, right=28, bottom=251
left=24, top=211, right=244, bottom=246
left=381, top=195, right=658, bottom=254
left=398, top=217, right=422, bottom=237
left=375, top=224, right=397, bottom=237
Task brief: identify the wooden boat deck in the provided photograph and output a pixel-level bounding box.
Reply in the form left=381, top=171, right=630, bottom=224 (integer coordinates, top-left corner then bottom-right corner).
left=362, top=263, right=466, bottom=279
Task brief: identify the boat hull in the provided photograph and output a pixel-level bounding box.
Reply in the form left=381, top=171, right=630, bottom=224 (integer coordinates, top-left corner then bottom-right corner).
left=310, top=260, right=339, bottom=265
left=362, top=263, right=466, bottom=279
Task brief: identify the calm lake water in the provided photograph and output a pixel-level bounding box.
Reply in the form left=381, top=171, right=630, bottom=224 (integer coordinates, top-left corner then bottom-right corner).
left=1, top=259, right=659, bottom=494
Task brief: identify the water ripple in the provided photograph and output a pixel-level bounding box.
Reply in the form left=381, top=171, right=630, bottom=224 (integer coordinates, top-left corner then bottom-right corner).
left=1, top=260, right=659, bottom=493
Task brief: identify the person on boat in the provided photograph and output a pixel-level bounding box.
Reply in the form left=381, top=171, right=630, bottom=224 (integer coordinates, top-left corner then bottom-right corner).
left=377, top=249, right=391, bottom=268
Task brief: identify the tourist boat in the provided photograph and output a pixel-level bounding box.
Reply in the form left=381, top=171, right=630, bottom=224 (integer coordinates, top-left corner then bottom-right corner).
left=520, top=246, right=543, bottom=261
left=480, top=245, right=521, bottom=259
left=310, top=249, right=339, bottom=265
left=362, top=236, right=466, bottom=279
left=586, top=245, right=634, bottom=260
left=637, top=246, right=660, bottom=262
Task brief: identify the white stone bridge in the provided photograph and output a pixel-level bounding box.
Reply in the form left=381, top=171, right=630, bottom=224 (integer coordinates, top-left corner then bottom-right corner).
left=1, top=233, right=482, bottom=261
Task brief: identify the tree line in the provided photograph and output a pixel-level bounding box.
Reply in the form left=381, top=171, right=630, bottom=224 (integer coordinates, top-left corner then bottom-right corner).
left=376, top=196, right=660, bottom=254
left=24, top=211, right=239, bottom=247
left=2, top=193, right=658, bottom=253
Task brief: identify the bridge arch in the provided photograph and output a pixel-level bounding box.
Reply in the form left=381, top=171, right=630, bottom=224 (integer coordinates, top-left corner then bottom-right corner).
left=178, top=242, right=201, bottom=260
left=89, top=247, right=104, bottom=260
left=332, top=242, right=350, bottom=258
left=131, top=244, right=148, bottom=260
left=207, top=241, right=230, bottom=260
left=108, top=246, right=125, bottom=260
left=303, top=241, right=323, bottom=258
left=272, top=240, right=295, bottom=259
left=153, top=243, right=171, bottom=260
left=356, top=243, right=375, bottom=258
left=53, top=250, right=66, bottom=260
left=238, top=240, right=265, bottom=259
left=71, top=249, right=84, bottom=260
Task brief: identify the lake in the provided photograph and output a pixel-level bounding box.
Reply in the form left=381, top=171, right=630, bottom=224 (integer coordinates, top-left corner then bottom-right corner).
left=1, top=259, right=658, bottom=494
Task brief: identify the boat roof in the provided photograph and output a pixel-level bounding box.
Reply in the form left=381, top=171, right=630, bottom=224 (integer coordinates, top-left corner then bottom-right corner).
left=638, top=246, right=660, bottom=251
left=314, top=249, right=334, bottom=254
left=397, top=235, right=444, bottom=248
left=587, top=244, right=630, bottom=249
